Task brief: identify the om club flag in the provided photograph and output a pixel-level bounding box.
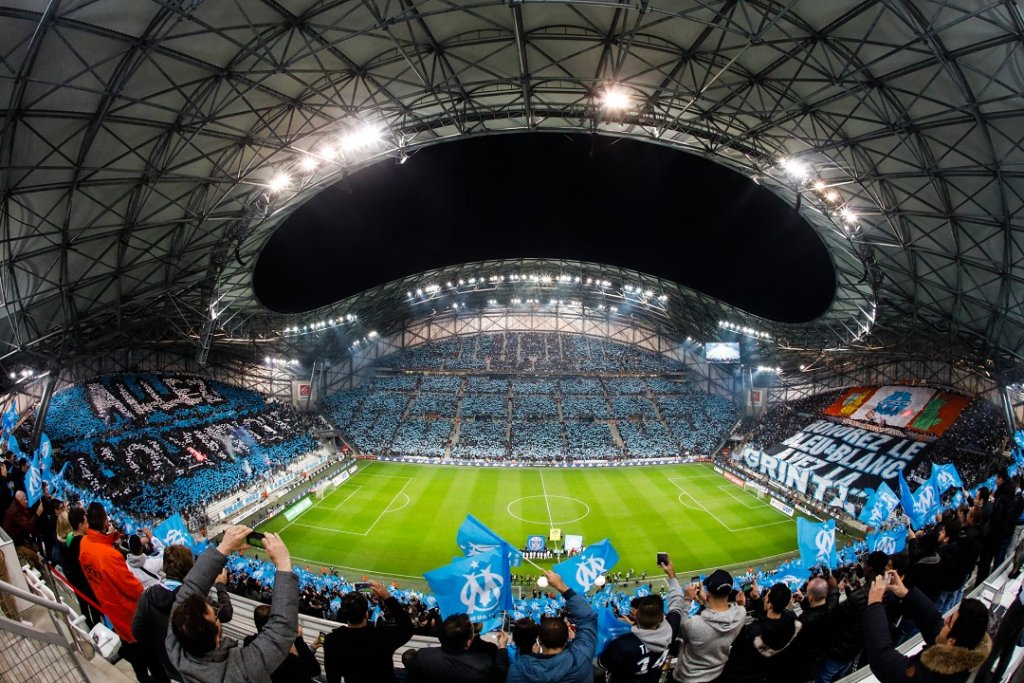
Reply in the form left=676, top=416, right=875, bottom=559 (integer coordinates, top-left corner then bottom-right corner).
left=37, top=433, right=53, bottom=482
left=796, top=518, right=837, bottom=569
left=595, top=606, right=632, bottom=655
left=25, top=451, right=43, bottom=508
left=152, top=514, right=196, bottom=550
left=858, top=481, right=900, bottom=528
left=552, top=538, right=619, bottom=594
left=775, top=562, right=812, bottom=590
left=866, top=528, right=908, bottom=555
left=929, top=463, right=963, bottom=493
left=424, top=548, right=510, bottom=623
left=456, top=514, right=523, bottom=568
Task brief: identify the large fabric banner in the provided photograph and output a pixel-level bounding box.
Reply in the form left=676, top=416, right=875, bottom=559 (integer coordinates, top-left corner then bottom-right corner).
left=824, top=387, right=877, bottom=418
left=908, top=391, right=971, bottom=436
left=850, top=386, right=937, bottom=427
left=742, top=419, right=929, bottom=509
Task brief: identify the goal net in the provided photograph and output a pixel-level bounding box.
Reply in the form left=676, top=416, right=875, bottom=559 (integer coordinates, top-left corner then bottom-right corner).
left=314, top=481, right=336, bottom=499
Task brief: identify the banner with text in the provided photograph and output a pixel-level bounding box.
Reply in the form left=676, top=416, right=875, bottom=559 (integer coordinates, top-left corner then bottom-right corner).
left=850, top=386, right=937, bottom=428
left=742, top=419, right=929, bottom=510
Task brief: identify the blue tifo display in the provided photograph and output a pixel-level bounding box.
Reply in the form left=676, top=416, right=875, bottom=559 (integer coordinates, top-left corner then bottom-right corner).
left=41, top=372, right=315, bottom=518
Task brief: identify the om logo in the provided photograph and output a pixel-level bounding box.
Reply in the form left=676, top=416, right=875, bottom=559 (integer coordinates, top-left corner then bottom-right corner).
left=876, top=391, right=912, bottom=417
left=915, top=485, right=936, bottom=513
left=814, top=528, right=834, bottom=564
left=575, top=555, right=607, bottom=591
left=465, top=542, right=499, bottom=556
left=936, top=470, right=955, bottom=490
left=163, top=528, right=189, bottom=547
left=874, top=535, right=897, bottom=554
left=460, top=564, right=504, bottom=614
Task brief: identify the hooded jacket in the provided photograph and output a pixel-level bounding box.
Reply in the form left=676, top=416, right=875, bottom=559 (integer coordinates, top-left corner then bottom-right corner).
left=863, top=587, right=992, bottom=683
left=599, top=577, right=685, bottom=682
left=166, top=547, right=297, bottom=683
left=79, top=528, right=144, bottom=641
left=719, top=609, right=803, bottom=683
left=322, top=595, right=414, bottom=683
left=671, top=598, right=746, bottom=683
left=127, top=537, right=165, bottom=589
left=507, top=589, right=597, bottom=683
left=133, top=577, right=234, bottom=681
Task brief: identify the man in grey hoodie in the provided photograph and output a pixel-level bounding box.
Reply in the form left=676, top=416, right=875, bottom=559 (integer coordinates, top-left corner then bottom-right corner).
left=598, top=554, right=685, bottom=682
left=671, top=568, right=747, bottom=683
left=166, top=527, right=297, bottom=683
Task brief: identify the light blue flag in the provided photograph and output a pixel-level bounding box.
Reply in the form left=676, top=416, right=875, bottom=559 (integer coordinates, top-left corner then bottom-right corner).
left=7, top=435, right=21, bottom=459
left=49, top=461, right=71, bottom=498
left=552, top=538, right=620, bottom=594
left=908, top=477, right=941, bottom=530
left=796, top=518, right=837, bottom=569
left=858, top=481, right=900, bottom=528
left=595, top=606, right=632, bottom=655
left=897, top=471, right=924, bottom=527
left=424, top=549, right=510, bottom=624
left=1, top=401, right=17, bottom=435
left=457, top=514, right=523, bottom=568
left=25, top=451, right=43, bottom=508
left=930, top=463, right=963, bottom=493
left=152, top=514, right=196, bottom=550
left=37, top=434, right=53, bottom=483
left=775, top=562, right=812, bottom=590
left=866, top=527, right=908, bottom=555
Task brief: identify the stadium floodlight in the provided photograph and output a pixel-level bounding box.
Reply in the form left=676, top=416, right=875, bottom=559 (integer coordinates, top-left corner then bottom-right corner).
left=780, top=157, right=810, bottom=182
left=268, top=173, right=291, bottom=193
left=299, top=155, right=319, bottom=172
left=840, top=207, right=858, bottom=224
left=340, top=125, right=383, bottom=150
left=601, top=87, right=631, bottom=110
left=825, top=190, right=841, bottom=204
left=812, top=180, right=827, bottom=192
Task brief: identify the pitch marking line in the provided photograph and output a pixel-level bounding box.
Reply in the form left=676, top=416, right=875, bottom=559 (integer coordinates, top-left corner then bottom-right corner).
left=364, top=479, right=415, bottom=536
left=538, top=470, right=555, bottom=529
left=666, top=477, right=733, bottom=531
left=676, top=492, right=703, bottom=513
left=329, top=487, right=362, bottom=510
left=293, top=522, right=369, bottom=537
left=288, top=554, right=423, bottom=581
left=717, top=485, right=762, bottom=509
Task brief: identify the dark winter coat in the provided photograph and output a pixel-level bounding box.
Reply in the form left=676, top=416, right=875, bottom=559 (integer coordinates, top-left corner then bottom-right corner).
left=322, top=596, right=414, bottom=683
left=718, top=610, right=803, bottom=683
left=405, top=645, right=509, bottom=683
left=863, top=587, right=991, bottom=683
left=242, top=633, right=321, bottom=683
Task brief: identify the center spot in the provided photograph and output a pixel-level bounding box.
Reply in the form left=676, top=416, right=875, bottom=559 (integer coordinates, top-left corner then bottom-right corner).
left=506, top=495, right=591, bottom=525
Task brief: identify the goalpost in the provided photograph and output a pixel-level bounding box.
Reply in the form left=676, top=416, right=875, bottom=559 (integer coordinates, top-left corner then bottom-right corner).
left=314, top=480, right=336, bottom=499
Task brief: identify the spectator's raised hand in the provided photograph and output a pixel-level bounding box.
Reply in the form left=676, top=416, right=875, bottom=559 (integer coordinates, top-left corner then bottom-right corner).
left=868, top=575, right=887, bottom=605
left=543, top=570, right=569, bottom=594
left=659, top=555, right=676, bottom=580
left=217, top=525, right=251, bottom=556
left=263, top=532, right=291, bottom=572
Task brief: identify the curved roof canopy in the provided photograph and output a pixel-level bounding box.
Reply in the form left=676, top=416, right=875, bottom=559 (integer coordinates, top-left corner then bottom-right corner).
left=1, top=1, right=1023, bottom=381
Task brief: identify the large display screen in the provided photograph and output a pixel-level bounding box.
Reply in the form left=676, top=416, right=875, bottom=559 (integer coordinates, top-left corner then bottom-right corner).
left=705, top=342, right=741, bottom=362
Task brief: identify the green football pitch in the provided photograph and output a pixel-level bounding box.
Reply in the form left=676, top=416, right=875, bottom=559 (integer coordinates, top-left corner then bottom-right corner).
left=257, top=461, right=799, bottom=584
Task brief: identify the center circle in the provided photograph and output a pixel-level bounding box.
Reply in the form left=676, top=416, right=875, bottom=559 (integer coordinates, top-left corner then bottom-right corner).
left=506, top=495, right=591, bottom=525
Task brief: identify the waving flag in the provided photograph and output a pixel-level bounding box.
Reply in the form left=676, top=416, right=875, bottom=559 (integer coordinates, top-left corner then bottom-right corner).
left=900, top=471, right=940, bottom=529
left=25, top=450, right=43, bottom=508
left=929, top=463, right=963, bottom=493
left=424, top=548, right=510, bottom=624
left=37, top=433, right=53, bottom=482
left=49, top=462, right=71, bottom=498
left=152, top=514, right=196, bottom=550
left=595, top=606, right=632, bottom=655
left=1, top=401, right=17, bottom=435
left=858, top=481, right=900, bottom=528
left=797, top=518, right=837, bottom=569
left=552, top=538, right=619, bottom=595
left=866, top=528, right=908, bottom=555
left=7, top=434, right=21, bottom=459
left=457, top=514, right=523, bottom=568
left=775, top=562, right=812, bottom=590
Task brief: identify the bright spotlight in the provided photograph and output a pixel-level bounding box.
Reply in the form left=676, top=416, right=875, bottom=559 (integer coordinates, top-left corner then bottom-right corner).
left=268, top=173, right=291, bottom=193
left=341, top=125, right=383, bottom=150
left=601, top=87, right=631, bottom=110
left=780, top=158, right=810, bottom=181
left=840, top=207, right=857, bottom=224
left=300, top=156, right=319, bottom=172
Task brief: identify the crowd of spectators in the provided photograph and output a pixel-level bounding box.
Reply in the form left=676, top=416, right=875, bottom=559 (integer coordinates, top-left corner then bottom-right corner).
left=320, top=336, right=738, bottom=461
left=745, top=389, right=847, bottom=450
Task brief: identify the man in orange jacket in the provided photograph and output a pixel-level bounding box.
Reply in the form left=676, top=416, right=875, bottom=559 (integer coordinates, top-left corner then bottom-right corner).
left=79, top=502, right=161, bottom=682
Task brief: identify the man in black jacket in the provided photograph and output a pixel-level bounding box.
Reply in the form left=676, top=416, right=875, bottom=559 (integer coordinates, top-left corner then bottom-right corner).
left=863, top=570, right=990, bottom=683
left=405, top=613, right=509, bottom=682
left=718, top=582, right=802, bottom=683
left=791, top=577, right=839, bottom=682
left=244, top=605, right=321, bottom=683
left=323, top=581, right=414, bottom=683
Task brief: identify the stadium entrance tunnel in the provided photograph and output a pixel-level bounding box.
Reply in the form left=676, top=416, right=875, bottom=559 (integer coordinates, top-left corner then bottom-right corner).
left=253, top=133, right=836, bottom=323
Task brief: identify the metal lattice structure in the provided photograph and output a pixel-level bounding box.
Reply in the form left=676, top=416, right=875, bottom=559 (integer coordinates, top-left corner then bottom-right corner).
left=2, top=1, right=1024, bottom=396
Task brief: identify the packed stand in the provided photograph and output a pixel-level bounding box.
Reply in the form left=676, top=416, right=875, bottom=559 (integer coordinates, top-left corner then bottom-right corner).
left=42, top=373, right=317, bottom=519
left=745, top=388, right=847, bottom=450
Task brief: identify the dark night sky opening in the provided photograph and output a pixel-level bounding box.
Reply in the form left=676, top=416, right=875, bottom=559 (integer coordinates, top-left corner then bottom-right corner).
left=254, top=133, right=835, bottom=323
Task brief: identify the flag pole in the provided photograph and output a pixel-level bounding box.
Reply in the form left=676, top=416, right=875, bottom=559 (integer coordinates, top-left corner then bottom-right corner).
left=522, top=556, right=544, bottom=572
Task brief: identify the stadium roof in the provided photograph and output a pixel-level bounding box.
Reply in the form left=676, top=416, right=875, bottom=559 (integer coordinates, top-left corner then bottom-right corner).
left=2, top=1, right=1023, bottom=385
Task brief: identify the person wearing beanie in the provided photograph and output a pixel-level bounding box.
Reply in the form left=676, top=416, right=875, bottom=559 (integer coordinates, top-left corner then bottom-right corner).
left=719, top=582, right=802, bottom=683
left=670, top=568, right=747, bottom=683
